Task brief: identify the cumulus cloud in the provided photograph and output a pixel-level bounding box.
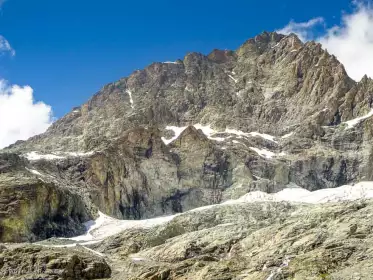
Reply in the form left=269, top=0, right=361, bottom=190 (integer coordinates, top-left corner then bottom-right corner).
left=0, top=80, right=53, bottom=148
left=277, top=2, right=373, bottom=81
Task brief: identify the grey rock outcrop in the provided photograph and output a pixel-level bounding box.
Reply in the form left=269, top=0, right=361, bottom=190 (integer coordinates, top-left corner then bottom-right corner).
left=87, top=199, right=373, bottom=280
left=0, top=245, right=111, bottom=279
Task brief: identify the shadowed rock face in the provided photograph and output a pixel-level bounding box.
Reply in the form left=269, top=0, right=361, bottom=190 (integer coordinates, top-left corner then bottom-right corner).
left=0, top=31, right=373, bottom=253
left=25, top=127, right=233, bottom=220
left=0, top=153, right=93, bottom=242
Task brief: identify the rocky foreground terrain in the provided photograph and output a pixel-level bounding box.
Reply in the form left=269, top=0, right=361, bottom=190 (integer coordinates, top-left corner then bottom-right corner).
left=1, top=31, right=373, bottom=279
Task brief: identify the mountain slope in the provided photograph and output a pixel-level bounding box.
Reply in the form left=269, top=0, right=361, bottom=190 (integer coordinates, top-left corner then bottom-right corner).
left=8, top=32, right=372, bottom=153
left=0, top=32, right=373, bottom=280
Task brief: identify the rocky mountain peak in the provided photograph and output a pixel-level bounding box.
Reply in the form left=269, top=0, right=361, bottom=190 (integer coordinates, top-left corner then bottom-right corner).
left=4, top=30, right=367, bottom=154
left=2, top=30, right=373, bottom=279
left=207, top=49, right=236, bottom=63
left=172, top=125, right=208, bottom=146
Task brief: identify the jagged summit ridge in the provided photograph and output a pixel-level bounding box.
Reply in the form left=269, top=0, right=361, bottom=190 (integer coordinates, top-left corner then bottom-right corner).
left=6, top=31, right=370, bottom=154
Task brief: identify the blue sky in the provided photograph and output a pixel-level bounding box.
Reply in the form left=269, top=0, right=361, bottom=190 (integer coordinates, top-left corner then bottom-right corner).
left=0, top=0, right=355, bottom=118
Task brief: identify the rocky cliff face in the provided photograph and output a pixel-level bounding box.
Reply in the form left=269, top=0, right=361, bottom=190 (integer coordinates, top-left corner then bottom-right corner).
left=1, top=31, right=373, bottom=279
left=0, top=153, right=94, bottom=243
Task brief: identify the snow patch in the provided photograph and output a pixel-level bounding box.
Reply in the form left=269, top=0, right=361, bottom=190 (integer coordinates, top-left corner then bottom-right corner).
left=281, top=132, right=294, bottom=139
left=232, top=182, right=373, bottom=204
left=228, top=75, right=238, bottom=83
left=162, top=125, right=279, bottom=145
left=82, top=246, right=105, bottom=257
left=344, top=109, right=373, bottom=129
left=249, top=147, right=276, bottom=159
left=225, top=129, right=278, bottom=143
left=24, top=151, right=96, bottom=161
left=163, top=61, right=177, bottom=64
left=64, top=151, right=95, bottom=157
left=208, top=136, right=226, bottom=142
left=161, top=126, right=188, bottom=145
left=24, top=152, right=64, bottom=161
left=263, top=87, right=278, bottom=100
left=272, top=42, right=281, bottom=49
left=246, top=145, right=286, bottom=159
left=131, top=256, right=146, bottom=262
left=193, top=124, right=217, bottom=138
left=125, top=90, right=135, bottom=109
left=162, top=124, right=222, bottom=145
left=249, top=132, right=277, bottom=143
left=67, top=211, right=176, bottom=242
left=26, top=168, right=43, bottom=176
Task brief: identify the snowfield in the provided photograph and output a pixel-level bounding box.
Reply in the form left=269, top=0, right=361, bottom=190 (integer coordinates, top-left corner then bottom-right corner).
left=68, top=212, right=176, bottom=242
left=161, top=124, right=279, bottom=145
left=344, top=109, right=373, bottom=129
left=53, top=181, right=373, bottom=247
left=226, top=181, right=373, bottom=204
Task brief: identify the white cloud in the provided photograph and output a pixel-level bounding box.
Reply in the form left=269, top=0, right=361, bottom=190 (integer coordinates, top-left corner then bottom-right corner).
left=277, top=17, right=324, bottom=42
left=0, top=35, right=15, bottom=56
left=277, top=2, right=373, bottom=81
left=0, top=80, right=53, bottom=148
left=0, top=0, right=15, bottom=57
left=0, top=2, right=14, bottom=56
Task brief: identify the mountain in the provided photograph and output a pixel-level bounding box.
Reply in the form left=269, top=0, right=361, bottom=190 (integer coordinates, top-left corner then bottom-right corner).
left=1, top=31, right=373, bottom=279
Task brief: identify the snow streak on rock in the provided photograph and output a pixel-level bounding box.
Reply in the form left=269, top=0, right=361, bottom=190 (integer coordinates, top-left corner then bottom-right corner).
left=23, top=151, right=96, bottom=161
left=24, top=151, right=65, bottom=161
left=344, top=109, right=373, bottom=129
left=162, top=125, right=279, bottom=145
left=125, top=89, right=135, bottom=109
